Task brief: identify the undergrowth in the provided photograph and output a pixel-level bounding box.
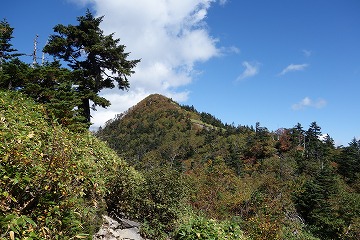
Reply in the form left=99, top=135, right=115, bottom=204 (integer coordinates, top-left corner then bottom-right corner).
left=0, top=91, right=140, bottom=239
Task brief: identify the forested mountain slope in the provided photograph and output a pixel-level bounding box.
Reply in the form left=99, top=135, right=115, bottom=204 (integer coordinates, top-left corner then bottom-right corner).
left=97, top=93, right=360, bottom=240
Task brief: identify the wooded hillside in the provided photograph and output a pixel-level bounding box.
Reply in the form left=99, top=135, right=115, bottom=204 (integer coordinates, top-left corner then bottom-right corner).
left=97, top=93, right=360, bottom=240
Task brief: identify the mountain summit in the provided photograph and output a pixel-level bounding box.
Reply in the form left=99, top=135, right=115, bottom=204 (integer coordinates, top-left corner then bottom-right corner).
left=96, top=93, right=232, bottom=167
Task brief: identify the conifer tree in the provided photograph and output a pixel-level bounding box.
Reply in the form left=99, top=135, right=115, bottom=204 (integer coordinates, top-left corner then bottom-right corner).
left=305, top=122, right=323, bottom=167
left=0, top=19, right=21, bottom=65
left=21, top=61, right=88, bottom=130
left=337, top=138, right=360, bottom=184
left=292, top=123, right=305, bottom=149
left=295, top=166, right=341, bottom=239
left=0, top=58, right=29, bottom=90
left=44, top=10, right=140, bottom=125
left=0, top=19, right=25, bottom=89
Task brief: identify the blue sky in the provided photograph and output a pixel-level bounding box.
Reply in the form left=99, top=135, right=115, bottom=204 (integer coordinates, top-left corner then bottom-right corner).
left=2, top=0, right=359, bottom=146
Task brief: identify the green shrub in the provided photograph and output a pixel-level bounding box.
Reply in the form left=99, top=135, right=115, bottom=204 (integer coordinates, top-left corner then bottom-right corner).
left=174, top=214, right=247, bottom=240
left=281, top=227, right=320, bottom=240
left=0, top=91, right=139, bottom=239
left=106, top=163, right=187, bottom=240
left=140, top=165, right=187, bottom=239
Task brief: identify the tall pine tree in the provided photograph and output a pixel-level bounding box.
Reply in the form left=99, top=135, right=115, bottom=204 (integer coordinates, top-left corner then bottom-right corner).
left=0, top=19, right=21, bottom=65
left=44, top=10, right=140, bottom=124
left=0, top=19, right=25, bottom=89
left=337, top=138, right=360, bottom=184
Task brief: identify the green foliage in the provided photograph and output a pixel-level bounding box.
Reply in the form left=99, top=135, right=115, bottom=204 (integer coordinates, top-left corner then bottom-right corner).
left=174, top=215, right=247, bottom=240
left=281, top=227, right=320, bottom=240
left=1, top=13, right=139, bottom=129
left=186, top=157, right=253, bottom=219
left=97, top=94, right=196, bottom=167
left=337, top=138, right=360, bottom=184
left=107, top=163, right=187, bottom=240
left=200, top=112, right=225, bottom=129
left=0, top=58, right=29, bottom=90
left=0, top=19, right=25, bottom=91
left=0, top=91, right=141, bottom=239
left=22, top=61, right=90, bottom=131
left=0, top=19, right=88, bottom=131
left=0, top=59, right=89, bottom=131
left=141, top=165, right=187, bottom=227
left=0, top=19, right=22, bottom=63
left=333, top=184, right=360, bottom=239
left=44, top=10, right=140, bottom=123
left=293, top=165, right=360, bottom=239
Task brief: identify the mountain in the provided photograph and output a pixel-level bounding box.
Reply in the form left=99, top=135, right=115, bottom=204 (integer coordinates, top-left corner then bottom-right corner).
left=96, top=93, right=278, bottom=172
left=97, top=94, right=226, bottom=166
left=96, top=93, right=360, bottom=240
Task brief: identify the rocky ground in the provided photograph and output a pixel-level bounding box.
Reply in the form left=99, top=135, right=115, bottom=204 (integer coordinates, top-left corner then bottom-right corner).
left=93, top=215, right=145, bottom=240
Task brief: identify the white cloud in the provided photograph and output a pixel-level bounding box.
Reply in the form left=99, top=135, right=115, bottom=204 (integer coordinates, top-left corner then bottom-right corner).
left=221, top=45, right=240, bottom=55
left=302, top=49, right=312, bottom=57
left=279, top=63, right=308, bottom=75
left=229, top=46, right=241, bottom=54
left=236, top=61, right=260, bottom=81
left=292, top=97, right=327, bottom=110
left=74, top=0, right=227, bottom=129
left=66, top=0, right=88, bottom=7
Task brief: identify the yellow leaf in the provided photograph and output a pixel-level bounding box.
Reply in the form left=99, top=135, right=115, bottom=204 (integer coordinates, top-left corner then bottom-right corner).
left=27, top=132, right=35, bottom=138
left=10, top=231, right=15, bottom=240
left=75, top=234, right=89, bottom=239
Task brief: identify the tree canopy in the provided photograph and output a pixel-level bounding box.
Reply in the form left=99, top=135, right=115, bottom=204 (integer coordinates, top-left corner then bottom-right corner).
left=0, top=11, right=140, bottom=130
left=44, top=10, right=140, bottom=123
left=0, top=19, right=21, bottom=64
